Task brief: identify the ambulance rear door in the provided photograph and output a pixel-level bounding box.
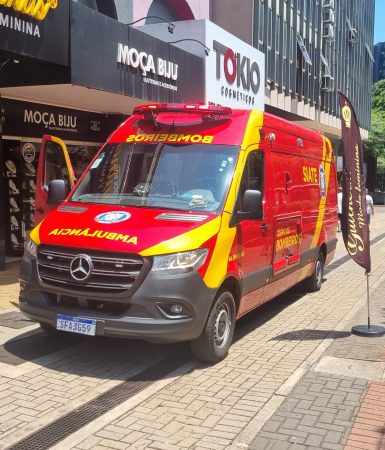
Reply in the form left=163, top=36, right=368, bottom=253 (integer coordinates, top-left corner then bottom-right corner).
left=35, top=135, right=75, bottom=224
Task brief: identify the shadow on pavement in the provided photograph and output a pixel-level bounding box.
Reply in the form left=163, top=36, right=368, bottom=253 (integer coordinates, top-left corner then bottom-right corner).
left=1, top=328, right=190, bottom=380
left=0, top=275, right=346, bottom=378
left=271, top=329, right=351, bottom=341
left=2, top=331, right=83, bottom=365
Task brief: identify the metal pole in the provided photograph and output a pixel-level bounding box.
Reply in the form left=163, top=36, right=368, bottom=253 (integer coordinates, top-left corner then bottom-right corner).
left=351, top=272, right=385, bottom=337
left=367, top=273, right=370, bottom=329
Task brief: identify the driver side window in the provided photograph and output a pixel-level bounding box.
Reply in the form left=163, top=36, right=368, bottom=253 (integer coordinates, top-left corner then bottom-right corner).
left=238, top=151, right=264, bottom=211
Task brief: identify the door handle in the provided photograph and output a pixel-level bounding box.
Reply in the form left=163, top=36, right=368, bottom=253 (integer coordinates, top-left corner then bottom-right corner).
left=261, top=223, right=269, bottom=231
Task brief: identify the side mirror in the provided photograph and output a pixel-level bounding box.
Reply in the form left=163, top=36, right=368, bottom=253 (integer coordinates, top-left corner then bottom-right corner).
left=47, top=179, right=66, bottom=206
left=243, top=190, right=262, bottom=217
left=230, top=189, right=263, bottom=226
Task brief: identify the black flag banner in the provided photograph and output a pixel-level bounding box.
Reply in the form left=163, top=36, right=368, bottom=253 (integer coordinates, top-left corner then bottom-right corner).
left=339, top=91, right=371, bottom=274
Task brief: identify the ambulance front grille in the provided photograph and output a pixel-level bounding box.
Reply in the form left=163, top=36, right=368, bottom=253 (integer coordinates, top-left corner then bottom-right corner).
left=37, top=245, right=145, bottom=294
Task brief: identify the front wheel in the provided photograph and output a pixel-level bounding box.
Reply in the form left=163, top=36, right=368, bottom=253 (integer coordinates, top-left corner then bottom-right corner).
left=190, top=290, right=236, bottom=364
left=303, top=252, right=324, bottom=292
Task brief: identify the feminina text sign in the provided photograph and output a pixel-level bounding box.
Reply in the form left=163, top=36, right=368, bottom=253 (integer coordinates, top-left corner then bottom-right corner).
left=0, top=0, right=58, bottom=21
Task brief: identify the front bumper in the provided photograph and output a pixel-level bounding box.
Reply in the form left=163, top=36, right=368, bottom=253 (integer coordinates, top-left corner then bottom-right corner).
left=19, top=255, right=217, bottom=343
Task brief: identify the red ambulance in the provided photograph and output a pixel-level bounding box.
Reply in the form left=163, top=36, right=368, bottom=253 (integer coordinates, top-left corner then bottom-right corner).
left=19, top=104, right=338, bottom=363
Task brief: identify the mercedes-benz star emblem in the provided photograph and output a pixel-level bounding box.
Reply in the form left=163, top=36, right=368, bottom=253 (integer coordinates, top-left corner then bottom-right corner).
left=69, top=255, right=93, bottom=282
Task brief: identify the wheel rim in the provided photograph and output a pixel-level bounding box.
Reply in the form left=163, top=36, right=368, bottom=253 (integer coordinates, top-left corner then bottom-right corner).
left=214, top=303, right=231, bottom=349
left=316, top=259, right=323, bottom=287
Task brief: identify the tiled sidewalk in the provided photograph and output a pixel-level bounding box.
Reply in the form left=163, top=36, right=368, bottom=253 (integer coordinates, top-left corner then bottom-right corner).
left=249, top=258, right=385, bottom=450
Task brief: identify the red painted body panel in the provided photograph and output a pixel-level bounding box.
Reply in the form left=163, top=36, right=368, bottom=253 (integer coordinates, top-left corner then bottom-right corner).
left=39, top=204, right=218, bottom=254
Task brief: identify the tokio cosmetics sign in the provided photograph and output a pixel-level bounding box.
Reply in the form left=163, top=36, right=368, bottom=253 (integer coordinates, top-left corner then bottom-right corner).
left=205, top=22, right=265, bottom=110
left=134, top=19, right=264, bottom=108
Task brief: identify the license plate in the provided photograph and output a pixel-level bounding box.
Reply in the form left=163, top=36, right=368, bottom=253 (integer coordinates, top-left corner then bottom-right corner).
left=56, top=314, right=96, bottom=336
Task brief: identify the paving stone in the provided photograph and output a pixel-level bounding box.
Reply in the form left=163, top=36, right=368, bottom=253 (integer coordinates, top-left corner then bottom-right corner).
left=262, top=420, right=282, bottom=433
left=300, top=414, right=318, bottom=426
left=319, top=412, right=336, bottom=424
left=305, top=433, right=324, bottom=447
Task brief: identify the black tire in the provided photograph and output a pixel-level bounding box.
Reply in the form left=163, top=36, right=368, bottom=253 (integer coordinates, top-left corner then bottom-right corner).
left=304, top=252, right=324, bottom=292
left=190, top=290, right=236, bottom=364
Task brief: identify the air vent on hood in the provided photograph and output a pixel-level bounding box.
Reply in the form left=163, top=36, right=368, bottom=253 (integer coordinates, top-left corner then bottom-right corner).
left=155, top=213, right=208, bottom=222
left=58, top=205, right=88, bottom=213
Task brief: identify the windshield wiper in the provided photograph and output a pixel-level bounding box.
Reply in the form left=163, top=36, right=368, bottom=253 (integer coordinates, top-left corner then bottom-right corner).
left=150, top=206, right=189, bottom=212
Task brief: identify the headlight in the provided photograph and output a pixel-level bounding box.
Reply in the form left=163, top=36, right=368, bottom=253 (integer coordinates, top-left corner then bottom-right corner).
left=25, top=239, right=38, bottom=258
left=152, top=249, right=208, bottom=275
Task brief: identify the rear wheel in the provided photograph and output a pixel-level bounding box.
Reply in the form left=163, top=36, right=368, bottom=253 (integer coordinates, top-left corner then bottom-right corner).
left=190, top=290, right=236, bottom=364
left=304, top=252, right=324, bottom=292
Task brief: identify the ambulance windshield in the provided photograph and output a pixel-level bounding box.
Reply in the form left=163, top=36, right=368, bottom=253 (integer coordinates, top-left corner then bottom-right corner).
left=70, top=143, right=239, bottom=213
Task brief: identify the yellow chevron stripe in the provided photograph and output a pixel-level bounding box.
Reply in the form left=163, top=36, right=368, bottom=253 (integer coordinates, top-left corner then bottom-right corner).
left=30, top=222, right=42, bottom=245
left=139, top=217, right=221, bottom=257
left=203, top=110, right=264, bottom=288
left=310, top=136, right=333, bottom=248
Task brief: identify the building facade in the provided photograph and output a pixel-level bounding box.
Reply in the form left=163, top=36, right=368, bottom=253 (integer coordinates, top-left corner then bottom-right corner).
left=211, top=0, right=374, bottom=138
left=374, top=42, right=385, bottom=83
left=109, top=0, right=375, bottom=139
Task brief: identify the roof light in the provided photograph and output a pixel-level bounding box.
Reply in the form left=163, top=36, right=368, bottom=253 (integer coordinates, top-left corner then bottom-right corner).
left=133, top=104, right=232, bottom=117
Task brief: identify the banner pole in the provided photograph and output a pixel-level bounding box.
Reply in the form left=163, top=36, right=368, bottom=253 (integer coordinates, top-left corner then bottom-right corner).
left=351, top=272, right=385, bottom=337
left=367, top=274, right=370, bottom=329
left=338, top=91, right=385, bottom=338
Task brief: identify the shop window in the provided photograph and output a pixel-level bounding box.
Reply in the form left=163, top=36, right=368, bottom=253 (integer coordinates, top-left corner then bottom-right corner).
left=2, top=140, right=38, bottom=255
